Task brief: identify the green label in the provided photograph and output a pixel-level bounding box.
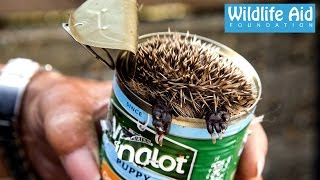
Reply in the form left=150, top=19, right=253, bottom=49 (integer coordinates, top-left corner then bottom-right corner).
left=105, top=98, right=197, bottom=179
left=100, top=93, right=250, bottom=180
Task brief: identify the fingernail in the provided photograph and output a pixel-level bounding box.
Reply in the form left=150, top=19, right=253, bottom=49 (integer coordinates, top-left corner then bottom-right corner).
left=62, top=146, right=101, bottom=180
left=256, top=158, right=265, bottom=177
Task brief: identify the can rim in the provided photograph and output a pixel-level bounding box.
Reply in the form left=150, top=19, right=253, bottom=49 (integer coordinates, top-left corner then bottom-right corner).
left=116, top=32, right=262, bottom=127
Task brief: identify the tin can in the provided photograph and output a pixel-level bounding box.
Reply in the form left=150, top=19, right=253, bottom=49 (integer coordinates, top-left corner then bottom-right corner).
left=99, top=32, right=262, bottom=180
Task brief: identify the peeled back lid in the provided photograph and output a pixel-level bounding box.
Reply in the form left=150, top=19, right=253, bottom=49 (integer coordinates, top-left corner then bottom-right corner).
left=63, top=0, right=138, bottom=69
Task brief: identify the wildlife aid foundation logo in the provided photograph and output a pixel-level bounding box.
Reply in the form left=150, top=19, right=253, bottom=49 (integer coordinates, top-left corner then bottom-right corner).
left=224, top=4, right=316, bottom=33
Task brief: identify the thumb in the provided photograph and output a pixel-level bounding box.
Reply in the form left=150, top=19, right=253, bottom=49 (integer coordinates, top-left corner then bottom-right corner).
left=46, top=112, right=100, bottom=180
left=235, top=122, right=268, bottom=180
left=40, top=82, right=108, bottom=180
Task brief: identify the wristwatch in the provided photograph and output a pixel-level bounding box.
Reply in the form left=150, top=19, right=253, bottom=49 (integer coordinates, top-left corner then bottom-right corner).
left=0, top=58, right=41, bottom=180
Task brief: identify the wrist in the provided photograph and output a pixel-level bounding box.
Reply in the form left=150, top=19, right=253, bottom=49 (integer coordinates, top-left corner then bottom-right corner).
left=0, top=59, right=57, bottom=179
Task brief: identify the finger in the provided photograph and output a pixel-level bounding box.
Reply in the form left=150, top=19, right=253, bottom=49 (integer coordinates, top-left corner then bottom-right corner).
left=63, top=146, right=100, bottom=180
left=235, top=123, right=268, bottom=180
left=41, top=82, right=104, bottom=180
left=64, top=80, right=113, bottom=161
left=44, top=107, right=100, bottom=180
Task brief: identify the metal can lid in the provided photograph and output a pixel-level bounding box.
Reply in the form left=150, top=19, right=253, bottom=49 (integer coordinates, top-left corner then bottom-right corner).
left=62, top=0, right=138, bottom=69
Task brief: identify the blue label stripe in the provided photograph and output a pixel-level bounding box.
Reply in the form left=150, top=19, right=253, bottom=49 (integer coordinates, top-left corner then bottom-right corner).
left=113, top=79, right=149, bottom=122
left=113, top=79, right=254, bottom=139
left=224, top=4, right=316, bottom=33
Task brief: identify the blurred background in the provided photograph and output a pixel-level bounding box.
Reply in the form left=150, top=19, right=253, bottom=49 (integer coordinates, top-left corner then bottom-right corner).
left=0, top=0, right=319, bottom=179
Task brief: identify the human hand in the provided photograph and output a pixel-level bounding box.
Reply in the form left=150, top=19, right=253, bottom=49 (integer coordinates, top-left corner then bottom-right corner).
left=235, top=121, right=268, bottom=180
left=19, top=70, right=112, bottom=180
left=19, top=71, right=267, bottom=180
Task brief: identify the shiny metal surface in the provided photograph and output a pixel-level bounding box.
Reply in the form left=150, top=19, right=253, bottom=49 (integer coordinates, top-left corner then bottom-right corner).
left=63, top=0, right=138, bottom=69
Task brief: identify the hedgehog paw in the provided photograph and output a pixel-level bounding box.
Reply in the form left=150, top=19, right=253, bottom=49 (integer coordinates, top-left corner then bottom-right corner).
left=205, top=109, right=229, bottom=144
left=152, top=99, right=172, bottom=145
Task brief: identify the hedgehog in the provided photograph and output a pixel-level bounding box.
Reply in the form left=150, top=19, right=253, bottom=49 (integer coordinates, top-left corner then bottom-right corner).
left=125, top=32, right=257, bottom=144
